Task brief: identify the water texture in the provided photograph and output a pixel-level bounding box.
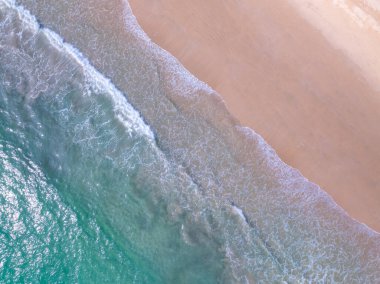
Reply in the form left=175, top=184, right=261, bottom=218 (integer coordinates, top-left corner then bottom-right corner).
left=0, top=0, right=379, bottom=283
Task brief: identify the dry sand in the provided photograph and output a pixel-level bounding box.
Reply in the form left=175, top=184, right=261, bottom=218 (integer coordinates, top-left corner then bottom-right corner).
left=129, top=0, right=380, bottom=232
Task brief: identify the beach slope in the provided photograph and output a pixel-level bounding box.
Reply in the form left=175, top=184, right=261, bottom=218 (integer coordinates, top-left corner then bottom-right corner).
left=129, top=0, right=380, bottom=231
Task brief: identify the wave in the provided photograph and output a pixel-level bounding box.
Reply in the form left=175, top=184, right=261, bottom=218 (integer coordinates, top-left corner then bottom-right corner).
left=0, top=2, right=231, bottom=282
left=1, top=0, right=380, bottom=282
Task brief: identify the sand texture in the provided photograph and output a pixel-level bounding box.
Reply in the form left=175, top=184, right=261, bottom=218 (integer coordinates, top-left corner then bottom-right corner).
left=129, top=0, right=380, bottom=231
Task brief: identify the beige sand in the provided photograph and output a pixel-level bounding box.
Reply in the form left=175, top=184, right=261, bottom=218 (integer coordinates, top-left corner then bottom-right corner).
left=129, top=0, right=380, bottom=232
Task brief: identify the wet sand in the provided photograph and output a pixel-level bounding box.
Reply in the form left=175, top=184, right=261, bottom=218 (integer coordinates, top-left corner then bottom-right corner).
left=129, top=0, right=380, bottom=231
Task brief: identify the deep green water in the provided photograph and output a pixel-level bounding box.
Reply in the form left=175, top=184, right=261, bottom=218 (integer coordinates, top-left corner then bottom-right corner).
left=0, top=4, right=227, bottom=281
left=1, top=0, right=380, bottom=283
left=0, top=84, right=224, bottom=283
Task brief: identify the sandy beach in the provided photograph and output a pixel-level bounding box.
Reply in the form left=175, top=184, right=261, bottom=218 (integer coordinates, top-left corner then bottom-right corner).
left=129, top=0, right=380, bottom=231
left=2, top=0, right=380, bottom=281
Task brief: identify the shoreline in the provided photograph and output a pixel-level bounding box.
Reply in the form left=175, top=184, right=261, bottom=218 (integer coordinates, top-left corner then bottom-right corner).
left=129, top=0, right=380, bottom=232
left=4, top=0, right=380, bottom=280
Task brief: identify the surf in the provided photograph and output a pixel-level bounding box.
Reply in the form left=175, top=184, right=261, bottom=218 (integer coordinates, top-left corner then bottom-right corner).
left=1, top=0, right=380, bottom=282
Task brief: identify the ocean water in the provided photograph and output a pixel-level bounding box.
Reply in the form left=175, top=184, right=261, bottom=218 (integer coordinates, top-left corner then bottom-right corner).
left=1, top=0, right=380, bottom=283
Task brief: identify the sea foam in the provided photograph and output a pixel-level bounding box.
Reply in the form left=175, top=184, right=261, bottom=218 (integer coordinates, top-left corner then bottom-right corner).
left=1, top=0, right=380, bottom=282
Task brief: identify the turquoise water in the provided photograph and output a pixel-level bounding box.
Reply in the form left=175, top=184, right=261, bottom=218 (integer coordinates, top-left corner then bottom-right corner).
left=0, top=63, right=224, bottom=283
left=0, top=7, right=225, bottom=280
left=1, top=0, right=380, bottom=282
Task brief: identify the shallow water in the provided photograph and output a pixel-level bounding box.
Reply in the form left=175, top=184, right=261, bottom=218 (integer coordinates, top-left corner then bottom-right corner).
left=1, top=0, right=380, bottom=282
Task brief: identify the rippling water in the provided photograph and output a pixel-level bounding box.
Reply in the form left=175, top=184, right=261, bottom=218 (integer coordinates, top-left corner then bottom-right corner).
left=1, top=0, right=380, bottom=282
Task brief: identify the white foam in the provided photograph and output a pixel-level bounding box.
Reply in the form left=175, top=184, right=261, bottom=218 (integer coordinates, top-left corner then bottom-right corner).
left=0, top=0, right=155, bottom=140
left=121, top=0, right=213, bottom=97
left=231, top=204, right=247, bottom=223
left=5, top=0, right=380, bottom=281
